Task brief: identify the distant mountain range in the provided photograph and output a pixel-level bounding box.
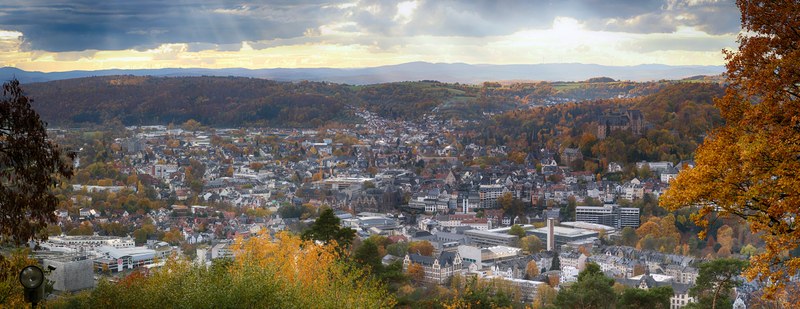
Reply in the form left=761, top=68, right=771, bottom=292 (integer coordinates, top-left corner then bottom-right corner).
left=0, top=62, right=724, bottom=85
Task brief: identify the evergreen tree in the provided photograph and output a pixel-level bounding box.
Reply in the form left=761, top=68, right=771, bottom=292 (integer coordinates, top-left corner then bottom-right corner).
left=551, top=254, right=561, bottom=271
left=354, top=239, right=382, bottom=273
left=686, top=258, right=748, bottom=309
left=555, top=263, right=616, bottom=309
left=301, top=208, right=356, bottom=249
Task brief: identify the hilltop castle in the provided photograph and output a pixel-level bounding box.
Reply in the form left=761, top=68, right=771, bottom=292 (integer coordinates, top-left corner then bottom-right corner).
left=597, top=109, right=644, bottom=139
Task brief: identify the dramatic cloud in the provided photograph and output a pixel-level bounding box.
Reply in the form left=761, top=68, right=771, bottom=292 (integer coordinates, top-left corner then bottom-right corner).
left=0, top=0, right=350, bottom=52
left=0, top=0, right=741, bottom=71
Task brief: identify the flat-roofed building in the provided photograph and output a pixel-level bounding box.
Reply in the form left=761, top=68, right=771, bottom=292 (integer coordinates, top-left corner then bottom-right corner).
left=43, top=255, right=95, bottom=292
left=529, top=225, right=599, bottom=249
left=44, top=235, right=135, bottom=251
left=93, top=245, right=157, bottom=272
left=576, top=204, right=639, bottom=229
left=464, top=226, right=533, bottom=248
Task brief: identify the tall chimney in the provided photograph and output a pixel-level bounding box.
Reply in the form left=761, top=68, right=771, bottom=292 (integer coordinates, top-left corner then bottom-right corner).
left=547, top=217, right=556, bottom=251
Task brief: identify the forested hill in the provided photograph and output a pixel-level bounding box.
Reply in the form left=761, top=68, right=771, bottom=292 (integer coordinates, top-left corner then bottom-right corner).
left=478, top=82, right=725, bottom=171
left=23, top=76, right=357, bottom=127
left=22, top=75, right=721, bottom=128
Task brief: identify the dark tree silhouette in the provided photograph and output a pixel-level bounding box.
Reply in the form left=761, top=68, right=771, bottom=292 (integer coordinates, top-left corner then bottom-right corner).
left=0, top=80, right=73, bottom=244
left=301, top=208, right=355, bottom=248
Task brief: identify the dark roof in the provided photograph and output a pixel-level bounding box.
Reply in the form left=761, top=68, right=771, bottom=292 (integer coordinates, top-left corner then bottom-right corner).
left=615, top=274, right=692, bottom=294
left=408, top=251, right=460, bottom=267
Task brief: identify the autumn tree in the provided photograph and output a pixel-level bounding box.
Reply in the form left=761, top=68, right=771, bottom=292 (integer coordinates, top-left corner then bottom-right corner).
left=533, top=284, right=558, bottom=309
left=406, top=263, right=425, bottom=283
left=68, top=221, right=94, bottom=236
left=715, top=225, right=734, bottom=257
left=407, top=241, right=434, bottom=257
left=526, top=260, right=540, bottom=279
left=0, top=80, right=74, bottom=244
left=52, top=232, right=395, bottom=308
left=660, top=1, right=800, bottom=297
left=520, top=235, right=544, bottom=254
left=0, top=249, right=38, bottom=306
left=181, top=119, right=201, bottom=132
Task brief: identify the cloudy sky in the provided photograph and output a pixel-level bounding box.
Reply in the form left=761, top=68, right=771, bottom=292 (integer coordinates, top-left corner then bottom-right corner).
left=0, top=0, right=740, bottom=72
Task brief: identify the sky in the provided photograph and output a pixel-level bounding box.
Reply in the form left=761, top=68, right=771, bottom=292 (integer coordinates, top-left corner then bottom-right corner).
left=0, top=0, right=741, bottom=72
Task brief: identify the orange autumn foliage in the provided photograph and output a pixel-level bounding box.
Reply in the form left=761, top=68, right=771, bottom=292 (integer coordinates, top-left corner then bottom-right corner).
left=232, top=231, right=396, bottom=308
left=661, top=0, right=800, bottom=299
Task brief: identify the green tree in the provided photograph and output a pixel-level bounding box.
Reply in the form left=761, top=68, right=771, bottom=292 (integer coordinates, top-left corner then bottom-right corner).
left=354, top=239, right=382, bottom=273
left=508, top=224, right=526, bottom=238
left=618, top=286, right=673, bottom=309
left=555, top=262, right=616, bottom=309
left=687, top=258, right=748, bottom=309
left=301, top=208, right=355, bottom=248
left=133, top=223, right=160, bottom=245
left=551, top=254, right=561, bottom=271
left=620, top=227, right=638, bottom=247
left=0, top=80, right=74, bottom=244
left=386, top=242, right=409, bottom=257
left=520, top=235, right=543, bottom=254
left=739, top=244, right=757, bottom=257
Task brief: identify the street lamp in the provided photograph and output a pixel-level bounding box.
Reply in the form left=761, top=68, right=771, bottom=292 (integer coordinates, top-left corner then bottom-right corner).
left=18, top=265, right=45, bottom=307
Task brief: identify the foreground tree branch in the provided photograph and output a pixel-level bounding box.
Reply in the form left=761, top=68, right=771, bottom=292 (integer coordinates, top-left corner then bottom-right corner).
left=0, top=79, right=73, bottom=244
left=661, top=0, right=800, bottom=300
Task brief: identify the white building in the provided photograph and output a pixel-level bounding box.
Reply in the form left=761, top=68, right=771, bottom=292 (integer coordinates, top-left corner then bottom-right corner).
left=576, top=204, right=640, bottom=228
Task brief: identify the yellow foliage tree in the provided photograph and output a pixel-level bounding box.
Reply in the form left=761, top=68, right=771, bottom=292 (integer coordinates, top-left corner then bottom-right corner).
left=232, top=232, right=394, bottom=308
left=53, top=232, right=395, bottom=308
left=0, top=249, right=37, bottom=307
left=526, top=260, right=540, bottom=278
left=408, top=241, right=435, bottom=257
left=407, top=263, right=425, bottom=283
left=660, top=0, right=800, bottom=299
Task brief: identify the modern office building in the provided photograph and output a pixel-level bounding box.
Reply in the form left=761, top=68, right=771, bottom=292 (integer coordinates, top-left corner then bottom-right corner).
left=464, top=226, right=526, bottom=248
left=576, top=204, right=640, bottom=229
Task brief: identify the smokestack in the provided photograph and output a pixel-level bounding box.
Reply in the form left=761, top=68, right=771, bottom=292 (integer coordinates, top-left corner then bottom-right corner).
left=547, top=217, right=556, bottom=251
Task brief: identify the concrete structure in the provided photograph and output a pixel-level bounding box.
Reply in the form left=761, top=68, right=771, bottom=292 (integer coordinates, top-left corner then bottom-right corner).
left=576, top=204, right=640, bottom=229
left=478, top=184, right=505, bottom=208
left=464, top=226, right=531, bottom=248
left=457, top=245, right=521, bottom=269
left=529, top=225, right=599, bottom=249
left=45, top=235, right=135, bottom=250
left=211, top=243, right=234, bottom=259
left=93, top=246, right=158, bottom=272
left=546, top=218, right=556, bottom=251
left=43, top=256, right=95, bottom=292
